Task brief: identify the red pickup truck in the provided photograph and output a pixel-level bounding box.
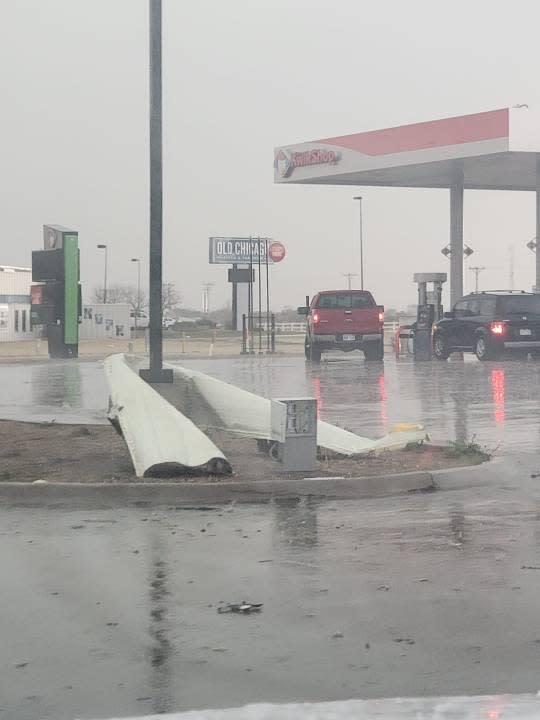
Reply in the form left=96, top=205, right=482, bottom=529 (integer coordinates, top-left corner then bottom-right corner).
left=298, top=290, right=384, bottom=361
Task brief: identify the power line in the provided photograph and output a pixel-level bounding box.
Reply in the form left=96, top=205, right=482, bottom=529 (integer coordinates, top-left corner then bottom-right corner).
left=341, top=272, right=358, bottom=290
left=469, top=266, right=486, bottom=293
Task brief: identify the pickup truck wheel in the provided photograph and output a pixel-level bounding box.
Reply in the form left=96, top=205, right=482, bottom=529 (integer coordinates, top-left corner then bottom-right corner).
left=308, top=343, right=322, bottom=362
left=364, top=340, right=384, bottom=361
left=433, top=334, right=450, bottom=361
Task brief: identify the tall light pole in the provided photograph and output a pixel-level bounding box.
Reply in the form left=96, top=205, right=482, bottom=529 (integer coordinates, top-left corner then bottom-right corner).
left=353, top=196, right=364, bottom=289
left=131, top=257, right=141, bottom=335
left=97, top=244, right=108, bottom=303
left=140, top=0, right=172, bottom=383
left=469, top=265, right=485, bottom=293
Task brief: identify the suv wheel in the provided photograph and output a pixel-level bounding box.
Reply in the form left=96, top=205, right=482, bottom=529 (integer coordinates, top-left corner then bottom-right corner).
left=433, top=334, right=450, bottom=361
left=475, top=335, right=498, bottom=361
left=364, top=340, right=384, bottom=361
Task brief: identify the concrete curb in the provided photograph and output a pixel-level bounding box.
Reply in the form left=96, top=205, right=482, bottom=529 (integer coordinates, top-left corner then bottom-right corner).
left=0, top=471, right=435, bottom=508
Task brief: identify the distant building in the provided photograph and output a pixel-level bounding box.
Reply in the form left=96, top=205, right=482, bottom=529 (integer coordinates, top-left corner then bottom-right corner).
left=0, top=265, right=34, bottom=342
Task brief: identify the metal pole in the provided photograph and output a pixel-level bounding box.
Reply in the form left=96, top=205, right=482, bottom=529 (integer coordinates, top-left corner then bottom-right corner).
left=131, top=257, right=140, bottom=337
left=536, top=156, right=540, bottom=292
left=104, top=246, right=108, bottom=304
left=359, top=197, right=364, bottom=290
left=354, top=196, right=364, bottom=289
left=248, top=236, right=253, bottom=353
left=232, top=263, right=237, bottom=330
left=137, top=260, right=141, bottom=318
left=265, top=237, right=270, bottom=352
left=450, top=175, right=464, bottom=307
left=470, top=266, right=485, bottom=294
left=257, top=236, right=262, bottom=354
left=241, top=313, right=247, bottom=354
left=97, top=245, right=108, bottom=303
left=141, top=0, right=172, bottom=383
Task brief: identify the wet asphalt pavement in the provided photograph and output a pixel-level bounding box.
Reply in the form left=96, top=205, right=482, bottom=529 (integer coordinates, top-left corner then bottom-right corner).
left=2, top=354, right=540, bottom=718
left=4, top=487, right=540, bottom=719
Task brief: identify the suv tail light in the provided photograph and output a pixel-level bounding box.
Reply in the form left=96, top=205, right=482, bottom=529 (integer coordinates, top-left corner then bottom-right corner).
left=378, top=311, right=384, bottom=323
left=490, top=321, right=507, bottom=336
left=312, top=312, right=320, bottom=324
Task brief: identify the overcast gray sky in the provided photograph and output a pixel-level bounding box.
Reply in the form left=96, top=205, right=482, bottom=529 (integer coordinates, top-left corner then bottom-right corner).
left=2, top=0, right=540, bottom=311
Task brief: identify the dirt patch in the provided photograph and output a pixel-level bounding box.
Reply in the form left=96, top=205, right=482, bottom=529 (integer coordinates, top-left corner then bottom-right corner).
left=0, top=420, right=488, bottom=485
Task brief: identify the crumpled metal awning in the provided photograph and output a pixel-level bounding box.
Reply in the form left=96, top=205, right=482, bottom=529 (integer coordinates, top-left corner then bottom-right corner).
left=105, top=354, right=231, bottom=477
left=164, top=363, right=426, bottom=457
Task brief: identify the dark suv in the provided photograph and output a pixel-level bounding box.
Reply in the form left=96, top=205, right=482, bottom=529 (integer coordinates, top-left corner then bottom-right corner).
left=432, top=291, right=540, bottom=361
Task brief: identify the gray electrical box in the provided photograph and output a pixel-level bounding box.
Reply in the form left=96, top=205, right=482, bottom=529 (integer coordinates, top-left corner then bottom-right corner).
left=271, top=397, right=318, bottom=472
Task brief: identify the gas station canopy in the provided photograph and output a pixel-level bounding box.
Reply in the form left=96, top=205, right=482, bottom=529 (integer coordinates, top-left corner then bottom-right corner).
left=274, top=108, right=540, bottom=190
left=274, top=108, right=540, bottom=305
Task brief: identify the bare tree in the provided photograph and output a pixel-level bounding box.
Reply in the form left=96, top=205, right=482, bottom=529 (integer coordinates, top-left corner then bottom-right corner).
left=162, top=282, right=182, bottom=316
left=91, top=285, right=148, bottom=312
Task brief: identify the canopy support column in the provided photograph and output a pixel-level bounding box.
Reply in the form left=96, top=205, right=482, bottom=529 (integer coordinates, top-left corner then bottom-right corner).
left=536, top=156, right=540, bottom=292
left=450, top=176, right=464, bottom=308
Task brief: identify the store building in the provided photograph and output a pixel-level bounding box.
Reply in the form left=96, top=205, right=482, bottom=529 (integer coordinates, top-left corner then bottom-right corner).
left=0, top=265, right=34, bottom=342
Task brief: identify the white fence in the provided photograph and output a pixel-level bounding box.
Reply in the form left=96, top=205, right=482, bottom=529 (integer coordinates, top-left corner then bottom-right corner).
left=261, top=321, right=401, bottom=336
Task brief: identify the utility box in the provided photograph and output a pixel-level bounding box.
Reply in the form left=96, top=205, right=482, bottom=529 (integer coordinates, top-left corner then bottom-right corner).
left=271, top=397, right=318, bottom=472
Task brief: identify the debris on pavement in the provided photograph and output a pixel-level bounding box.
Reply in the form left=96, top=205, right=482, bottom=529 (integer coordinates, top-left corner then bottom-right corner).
left=217, top=602, right=263, bottom=614
left=521, top=565, right=540, bottom=570
left=394, top=637, right=415, bottom=645
left=332, top=631, right=344, bottom=639
left=377, top=584, right=390, bottom=591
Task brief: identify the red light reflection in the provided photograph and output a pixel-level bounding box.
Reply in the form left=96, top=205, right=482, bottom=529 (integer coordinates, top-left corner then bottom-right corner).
left=311, top=377, right=322, bottom=419
left=491, top=368, right=505, bottom=425
left=378, top=373, right=388, bottom=427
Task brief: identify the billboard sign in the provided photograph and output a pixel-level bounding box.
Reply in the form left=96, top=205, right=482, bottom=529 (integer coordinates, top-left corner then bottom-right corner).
left=209, top=237, right=285, bottom=265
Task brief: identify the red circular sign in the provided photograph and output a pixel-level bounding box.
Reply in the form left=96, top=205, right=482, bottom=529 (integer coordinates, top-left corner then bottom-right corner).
left=268, top=241, right=286, bottom=263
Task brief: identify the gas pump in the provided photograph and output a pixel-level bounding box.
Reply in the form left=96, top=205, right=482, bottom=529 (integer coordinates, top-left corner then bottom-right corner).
left=413, top=272, right=447, bottom=361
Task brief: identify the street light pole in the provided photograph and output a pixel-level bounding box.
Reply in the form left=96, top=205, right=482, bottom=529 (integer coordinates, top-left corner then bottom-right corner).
left=131, top=258, right=141, bottom=336
left=353, top=196, right=364, bottom=290
left=140, top=0, right=172, bottom=383
left=97, top=244, right=108, bottom=303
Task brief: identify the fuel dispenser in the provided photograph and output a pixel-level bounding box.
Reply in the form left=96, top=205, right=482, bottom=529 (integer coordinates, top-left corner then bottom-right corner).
left=413, top=272, right=447, bottom=361
left=31, top=225, right=82, bottom=359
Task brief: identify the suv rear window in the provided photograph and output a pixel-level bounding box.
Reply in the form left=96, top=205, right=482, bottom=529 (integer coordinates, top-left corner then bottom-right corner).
left=316, top=293, right=374, bottom=309
left=498, top=295, right=540, bottom=315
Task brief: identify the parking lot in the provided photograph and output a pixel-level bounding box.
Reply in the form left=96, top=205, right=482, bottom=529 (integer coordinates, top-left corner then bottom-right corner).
left=3, top=354, right=540, bottom=718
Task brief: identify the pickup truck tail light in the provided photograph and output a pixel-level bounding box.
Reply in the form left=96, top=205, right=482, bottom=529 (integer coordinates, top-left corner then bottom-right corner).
left=312, top=312, right=320, bottom=324
left=490, top=321, right=507, bottom=336
left=378, top=311, right=384, bottom=323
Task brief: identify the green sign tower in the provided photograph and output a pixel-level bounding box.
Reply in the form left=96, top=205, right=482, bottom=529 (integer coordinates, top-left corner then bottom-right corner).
left=31, top=225, right=82, bottom=358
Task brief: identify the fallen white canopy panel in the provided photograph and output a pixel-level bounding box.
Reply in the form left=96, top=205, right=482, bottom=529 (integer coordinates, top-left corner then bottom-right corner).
left=167, top=364, right=425, bottom=457
left=105, top=354, right=231, bottom=477
left=100, top=692, right=540, bottom=719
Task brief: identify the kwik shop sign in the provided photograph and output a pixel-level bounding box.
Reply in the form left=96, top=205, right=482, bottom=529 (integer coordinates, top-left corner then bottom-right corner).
left=274, top=147, right=341, bottom=178
left=209, top=237, right=286, bottom=265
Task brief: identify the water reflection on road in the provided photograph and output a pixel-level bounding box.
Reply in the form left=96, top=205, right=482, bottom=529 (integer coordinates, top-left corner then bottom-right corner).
left=1, top=354, right=540, bottom=452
